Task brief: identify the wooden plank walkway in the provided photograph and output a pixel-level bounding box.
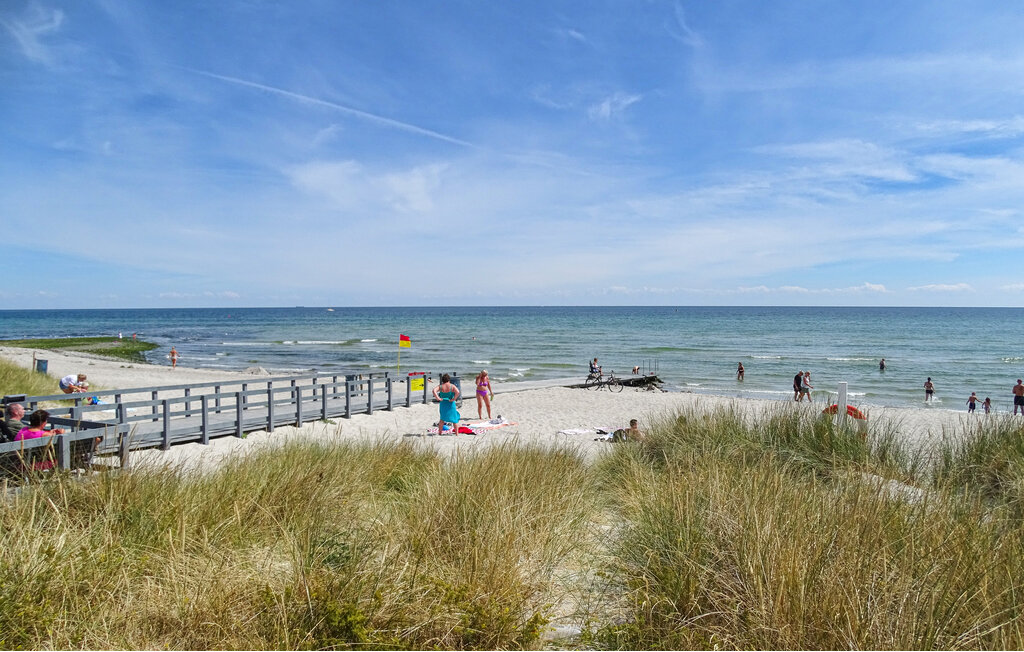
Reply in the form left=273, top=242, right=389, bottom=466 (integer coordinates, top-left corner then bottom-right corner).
left=5, top=371, right=663, bottom=460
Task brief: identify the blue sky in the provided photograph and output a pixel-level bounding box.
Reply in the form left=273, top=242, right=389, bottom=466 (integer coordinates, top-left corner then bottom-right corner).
left=3, top=0, right=1024, bottom=308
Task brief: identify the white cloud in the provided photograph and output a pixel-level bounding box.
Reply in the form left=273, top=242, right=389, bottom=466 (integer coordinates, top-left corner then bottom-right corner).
left=1001, top=283, right=1024, bottom=292
left=667, top=2, right=703, bottom=49
left=0, top=3, right=64, bottom=65
left=757, top=139, right=917, bottom=183
left=907, top=283, right=974, bottom=292
left=588, top=92, right=642, bottom=121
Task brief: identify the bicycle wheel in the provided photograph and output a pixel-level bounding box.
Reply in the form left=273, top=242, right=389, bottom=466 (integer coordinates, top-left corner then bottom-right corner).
left=584, top=375, right=600, bottom=390
left=608, top=377, right=624, bottom=392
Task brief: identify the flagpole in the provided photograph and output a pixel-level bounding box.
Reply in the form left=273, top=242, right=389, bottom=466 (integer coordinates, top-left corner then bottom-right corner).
left=397, top=347, right=401, bottom=375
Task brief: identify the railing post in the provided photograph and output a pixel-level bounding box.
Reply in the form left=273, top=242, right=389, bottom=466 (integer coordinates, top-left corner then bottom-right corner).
left=215, top=385, right=221, bottom=410
left=295, top=386, right=303, bottom=426
left=367, top=378, right=374, bottom=415
left=57, top=433, right=71, bottom=470
left=184, top=387, right=192, bottom=415
left=235, top=391, right=244, bottom=438
left=200, top=395, right=210, bottom=445
left=406, top=376, right=412, bottom=408
left=242, top=383, right=248, bottom=410
left=152, top=390, right=159, bottom=421
left=321, top=383, right=328, bottom=420
left=119, top=432, right=130, bottom=469
left=161, top=399, right=171, bottom=450
left=423, top=374, right=429, bottom=404
left=116, top=402, right=126, bottom=425
left=345, top=377, right=352, bottom=418
left=332, top=376, right=339, bottom=400
left=386, top=377, right=394, bottom=411
left=267, top=387, right=275, bottom=433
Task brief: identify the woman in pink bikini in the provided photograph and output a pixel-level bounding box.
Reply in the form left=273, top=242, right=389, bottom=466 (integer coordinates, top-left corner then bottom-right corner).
left=475, top=370, right=494, bottom=420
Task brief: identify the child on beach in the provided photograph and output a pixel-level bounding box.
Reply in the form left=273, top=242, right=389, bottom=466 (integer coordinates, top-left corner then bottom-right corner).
left=983, top=397, right=992, bottom=414
left=967, top=392, right=979, bottom=413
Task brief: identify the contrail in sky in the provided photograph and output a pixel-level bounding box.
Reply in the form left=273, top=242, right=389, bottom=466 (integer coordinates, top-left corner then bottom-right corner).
left=190, top=69, right=479, bottom=149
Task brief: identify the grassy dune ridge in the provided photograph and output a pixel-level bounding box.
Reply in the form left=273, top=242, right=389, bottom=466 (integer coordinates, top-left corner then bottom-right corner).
left=3, top=407, right=1024, bottom=649
left=0, top=337, right=158, bottom=364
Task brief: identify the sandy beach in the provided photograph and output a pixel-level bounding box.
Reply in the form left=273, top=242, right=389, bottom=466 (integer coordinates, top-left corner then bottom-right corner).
left=1, top=345, right=992, bottom=473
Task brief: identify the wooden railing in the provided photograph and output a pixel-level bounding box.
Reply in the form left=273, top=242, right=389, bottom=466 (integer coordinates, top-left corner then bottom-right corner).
left=5, top=370, right=450, bottom=455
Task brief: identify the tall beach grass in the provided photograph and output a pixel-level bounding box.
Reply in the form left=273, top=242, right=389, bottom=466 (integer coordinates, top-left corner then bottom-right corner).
left=4, top=406, right=1024, bottom=649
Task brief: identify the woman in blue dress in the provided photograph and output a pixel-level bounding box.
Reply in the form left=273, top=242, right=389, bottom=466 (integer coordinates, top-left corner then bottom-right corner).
left=432, top=373, right=461, bottom=434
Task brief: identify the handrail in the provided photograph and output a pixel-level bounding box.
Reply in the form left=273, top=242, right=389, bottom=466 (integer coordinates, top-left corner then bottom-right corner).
left=4, top=370, right=451, bottom=456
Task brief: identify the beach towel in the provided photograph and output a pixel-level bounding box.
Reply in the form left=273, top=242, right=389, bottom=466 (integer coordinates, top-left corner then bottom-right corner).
left=426, top=425, right=479, bottom=435
left=561, top=427, right=611, bottom=435
left=464, top=419, right=517, bottom=431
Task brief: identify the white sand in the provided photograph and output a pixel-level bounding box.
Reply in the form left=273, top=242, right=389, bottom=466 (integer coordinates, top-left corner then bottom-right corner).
left=1, top=346, right=998, bottom=473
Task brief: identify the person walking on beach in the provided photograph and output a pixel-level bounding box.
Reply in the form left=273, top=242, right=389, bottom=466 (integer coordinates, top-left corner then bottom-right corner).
left=1014, top=379, right=1024, bottom=415
left=432, top=373, right=461, bottom=434
left=967, top=392, right=979, bottom=413
left=737, top=362, right=744, bottom=381
left=800, top=371, right=814, bottom=402
left=924, top=377, right=935, bottom=402
left=474, top=370, right=494, bottom=420
left=879, top=358, right=886, bottom=372
left=169, top=347, right=179, bottom=369
left=794, top=371, right=803, bottom=401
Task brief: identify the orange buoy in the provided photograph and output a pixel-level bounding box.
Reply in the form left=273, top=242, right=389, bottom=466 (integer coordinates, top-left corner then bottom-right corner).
left=823, top=404, right=866, bottom=420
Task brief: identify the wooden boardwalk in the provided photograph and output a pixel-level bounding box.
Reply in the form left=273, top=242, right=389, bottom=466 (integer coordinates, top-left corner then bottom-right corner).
left=5, top=371, right=663, bottom=462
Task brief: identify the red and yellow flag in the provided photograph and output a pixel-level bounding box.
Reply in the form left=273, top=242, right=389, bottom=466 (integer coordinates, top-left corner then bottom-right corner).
left=399, top=334, right=411, bottom=348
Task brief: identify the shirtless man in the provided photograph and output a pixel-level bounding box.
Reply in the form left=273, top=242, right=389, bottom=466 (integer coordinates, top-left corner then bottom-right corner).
left=924, top=377, right=935, bottom=402
left=793, top=371, right=803, bottom=401
left=1013, top=379, right=1024, bottom=415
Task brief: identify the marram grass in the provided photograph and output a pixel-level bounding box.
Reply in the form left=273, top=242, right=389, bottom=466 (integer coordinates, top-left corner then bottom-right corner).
left=4, top=407, right=1024, bottom=649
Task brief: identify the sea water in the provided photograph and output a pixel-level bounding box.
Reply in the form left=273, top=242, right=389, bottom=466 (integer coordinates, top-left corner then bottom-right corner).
left=1, top=306, right=1022, bottom=412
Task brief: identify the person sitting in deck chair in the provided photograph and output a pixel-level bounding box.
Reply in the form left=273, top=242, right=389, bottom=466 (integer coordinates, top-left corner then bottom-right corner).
left=589, top=358, right=602, bottom=380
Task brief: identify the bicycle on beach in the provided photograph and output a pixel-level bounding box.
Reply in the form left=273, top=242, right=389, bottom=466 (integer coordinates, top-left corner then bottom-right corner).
left=585, top=369, right=624, bottom=392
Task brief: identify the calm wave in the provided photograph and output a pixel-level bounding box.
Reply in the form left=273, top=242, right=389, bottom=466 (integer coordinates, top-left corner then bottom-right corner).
left=2, top=306, right=1023, bottom=411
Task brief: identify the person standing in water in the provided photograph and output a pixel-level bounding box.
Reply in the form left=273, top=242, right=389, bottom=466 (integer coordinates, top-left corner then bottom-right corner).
left=924, top=377, right=935, bottom=402
left=737, top=362, right=745, bottom=381
left=1013, top=379, right=1024, bottom=415
left=967, top=392, right=979, bottom=413
left=879, top=358, right=886, bottom=372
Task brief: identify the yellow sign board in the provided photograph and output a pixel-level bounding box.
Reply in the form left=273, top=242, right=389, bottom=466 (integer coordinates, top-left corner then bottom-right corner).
left=410, top=377, right=424, bottom=391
